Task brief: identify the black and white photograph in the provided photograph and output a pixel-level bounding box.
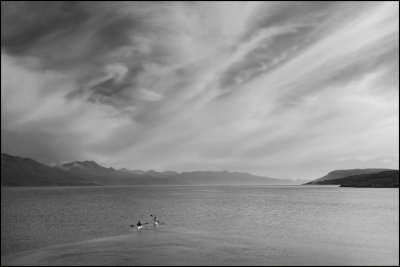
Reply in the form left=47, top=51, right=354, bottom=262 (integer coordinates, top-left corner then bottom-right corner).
left=1, top=1, right=399, bottom=266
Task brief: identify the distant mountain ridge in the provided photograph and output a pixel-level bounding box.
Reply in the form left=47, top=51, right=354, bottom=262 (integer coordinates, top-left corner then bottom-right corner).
left=60, top=160, right=107, bottom=170
left=1, top=153, right=301, bottom=186
left=305, top=168, right=394, bottom=184
left=305, top=170, right=399, bottom=188
left=56, top=161, right=117, bottom=175
left=1, top=154, right=97, bottom=186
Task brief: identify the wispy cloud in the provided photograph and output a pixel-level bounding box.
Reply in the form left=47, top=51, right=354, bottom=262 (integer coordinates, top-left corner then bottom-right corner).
left=1, top=1, right=398, bottom=179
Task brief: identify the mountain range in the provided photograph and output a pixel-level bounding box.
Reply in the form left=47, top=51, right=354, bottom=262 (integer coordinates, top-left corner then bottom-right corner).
left=304, top=168, right=398, bottom=187
left=3, top=153, right=397, bottom=187
left=305, top=169, right=394, bottom=183
left=1, top=154, right=97, bottom=186
left=1, top=153, right=302, bottom=186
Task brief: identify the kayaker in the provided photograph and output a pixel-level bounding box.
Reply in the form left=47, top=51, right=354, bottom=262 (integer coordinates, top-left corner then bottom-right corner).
left=137, top=220, right=143, bottom=231
left=151, top=215, right=159, bottom=226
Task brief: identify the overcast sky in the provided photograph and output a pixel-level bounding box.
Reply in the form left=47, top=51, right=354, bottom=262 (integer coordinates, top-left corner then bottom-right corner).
left=1, top=1, right=399, bottom=179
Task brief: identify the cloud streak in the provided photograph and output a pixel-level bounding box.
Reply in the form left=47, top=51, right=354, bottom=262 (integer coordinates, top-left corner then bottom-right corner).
left=1, top=1, right=399, bottom=179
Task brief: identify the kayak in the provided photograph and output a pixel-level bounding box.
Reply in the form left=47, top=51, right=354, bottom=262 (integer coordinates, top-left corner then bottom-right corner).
left=129, top=224, right=145, bottom=231
left=128, top=221, right=162, bottom=232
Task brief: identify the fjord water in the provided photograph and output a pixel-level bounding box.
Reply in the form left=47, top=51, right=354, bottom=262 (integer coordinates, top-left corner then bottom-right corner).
left=1, top=186, right=399, bottom=265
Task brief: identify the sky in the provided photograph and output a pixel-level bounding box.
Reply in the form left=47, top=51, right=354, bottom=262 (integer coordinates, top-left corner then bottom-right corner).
left=1, top=1, right=399, bottom=180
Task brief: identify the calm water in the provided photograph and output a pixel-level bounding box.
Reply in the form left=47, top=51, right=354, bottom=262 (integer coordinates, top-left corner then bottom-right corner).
left=1, top=185, right=399, bottom=265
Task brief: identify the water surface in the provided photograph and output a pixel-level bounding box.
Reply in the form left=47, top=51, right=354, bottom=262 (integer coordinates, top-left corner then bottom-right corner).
left=1, top=185, right=399, bottom=265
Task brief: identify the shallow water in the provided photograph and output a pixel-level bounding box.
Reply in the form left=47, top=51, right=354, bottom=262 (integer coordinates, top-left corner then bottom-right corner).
left=1, top=185, right=399, bottom=265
